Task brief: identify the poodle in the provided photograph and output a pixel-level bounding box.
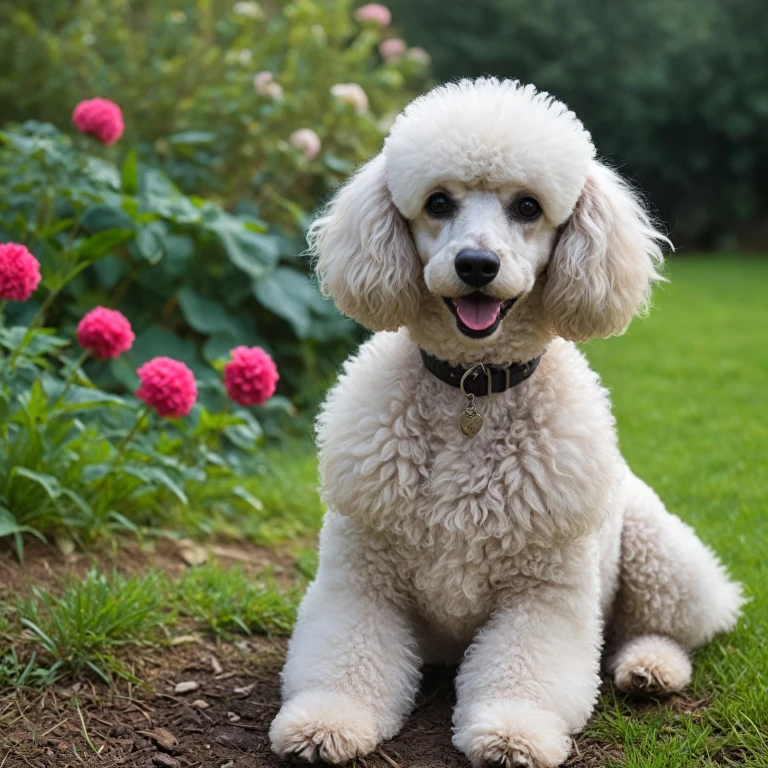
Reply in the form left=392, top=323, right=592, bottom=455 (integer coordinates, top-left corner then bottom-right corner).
left=270, top=78, right=743, bottom=768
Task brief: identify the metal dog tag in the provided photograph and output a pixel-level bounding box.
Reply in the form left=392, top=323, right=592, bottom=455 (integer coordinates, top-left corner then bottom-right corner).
left=458, top=397, right=483, bottom=437
left=458, top=364, right=489, bottom=438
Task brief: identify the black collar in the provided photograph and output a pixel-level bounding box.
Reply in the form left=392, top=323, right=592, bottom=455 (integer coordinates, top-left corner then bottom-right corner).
left=420, top=349, right=544, bottom=396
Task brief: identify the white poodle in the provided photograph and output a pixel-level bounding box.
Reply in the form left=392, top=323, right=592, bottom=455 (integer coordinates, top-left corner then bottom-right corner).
left=270, top=78, right=743, bottom=768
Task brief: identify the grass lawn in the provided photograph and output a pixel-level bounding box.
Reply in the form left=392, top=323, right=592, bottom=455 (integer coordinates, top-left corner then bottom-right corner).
left=582, top=253, right=768, bottom=767
left=0, top=254, right=765, bottom=766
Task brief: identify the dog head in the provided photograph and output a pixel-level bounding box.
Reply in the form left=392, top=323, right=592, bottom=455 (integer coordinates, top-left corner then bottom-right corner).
left=311, top=78, right=669, bottom=362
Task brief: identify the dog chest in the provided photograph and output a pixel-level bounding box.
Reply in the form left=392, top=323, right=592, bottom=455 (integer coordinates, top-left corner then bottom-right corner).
left=318, top=334, right=618, bottom=558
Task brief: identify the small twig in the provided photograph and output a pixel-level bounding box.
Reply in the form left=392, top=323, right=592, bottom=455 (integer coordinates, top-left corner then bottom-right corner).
left=40, top=717, right=69, bottom=737
left=377, top=750, right=403, bottom=768
left=227, top=722, right=264, bottom=730
left=89, top=714, right=118, bottom=729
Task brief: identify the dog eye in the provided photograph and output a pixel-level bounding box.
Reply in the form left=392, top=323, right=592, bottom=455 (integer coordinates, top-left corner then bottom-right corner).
left=512, top=196, right=541, bottom=220
left=425, top=192, right=454, bottom=216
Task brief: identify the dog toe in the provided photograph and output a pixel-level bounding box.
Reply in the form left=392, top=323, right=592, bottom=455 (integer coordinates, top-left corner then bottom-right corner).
left=485, top=750, right=534, bottom=768
left=610, top=635, right=692, bottom=696
left=455, top=702, right=571, bottom=768
left=270, top=691, right=378, bottom=764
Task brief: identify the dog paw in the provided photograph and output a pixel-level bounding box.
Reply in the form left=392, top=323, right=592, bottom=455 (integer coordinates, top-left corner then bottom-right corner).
left=609, top=634, right=692, bottom=695
left=454, top=703, right=571, bottom=768
left=270, top=690, right=378, bottom=763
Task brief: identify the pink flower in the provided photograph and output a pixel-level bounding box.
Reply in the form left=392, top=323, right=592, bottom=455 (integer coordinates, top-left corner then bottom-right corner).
left=379, top=37, right=406, bottom=61
left=289, top=128, right=322, bottom=160
left=72, top=98, right=125, bottom=146
left=136, top=357, right=197, bottom=418
left=0, top=242, right=42, bottom=302
left=330, top=83, right=369, bottom=113
left=77, top=307, right=135, bottom=360
left=354, top=3, right=391, bottom=27
left=223, top=346, right=279, bottom=407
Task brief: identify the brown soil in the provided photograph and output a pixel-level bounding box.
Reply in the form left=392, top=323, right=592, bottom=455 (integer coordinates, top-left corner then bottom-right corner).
left=0, top=539, right=658, bottom=768
left=0, top=537, right=300, bottom=599
left=1, top=641, right=625, bottom=768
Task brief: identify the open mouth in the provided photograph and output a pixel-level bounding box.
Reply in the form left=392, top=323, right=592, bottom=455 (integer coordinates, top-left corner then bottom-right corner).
left=442, top=292, right=518, bottom=339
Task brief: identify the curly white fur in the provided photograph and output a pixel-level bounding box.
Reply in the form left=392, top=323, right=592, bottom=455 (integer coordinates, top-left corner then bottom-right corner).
left=272, top=79, right=743, bottom=768
left=311, top=154, right=422, bottom=332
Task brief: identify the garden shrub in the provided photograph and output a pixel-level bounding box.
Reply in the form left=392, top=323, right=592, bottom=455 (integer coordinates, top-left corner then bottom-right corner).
left=0, top=122, right=300, bottom=554
left=0, top=0, right=429, bottom=227
left=0, top=120, right=351, bottom=402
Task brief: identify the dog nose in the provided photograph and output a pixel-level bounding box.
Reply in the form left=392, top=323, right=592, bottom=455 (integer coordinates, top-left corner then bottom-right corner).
left=454, top=249, right=500, bottom=288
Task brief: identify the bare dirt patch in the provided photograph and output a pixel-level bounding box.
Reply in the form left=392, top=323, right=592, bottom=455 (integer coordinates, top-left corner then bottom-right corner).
left=1, top=641, right=627, bottom=768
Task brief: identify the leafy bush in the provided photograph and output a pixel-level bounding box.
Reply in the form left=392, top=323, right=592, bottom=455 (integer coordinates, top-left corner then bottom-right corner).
left=389, top=0, right=768, bottom=247
left=0, top=166, right=296, bottom=555
left=0, top=0, right=429, bottom=227
left=0, top=344, right=276, bottom=558
left=0, top=121, right=351, bottom=402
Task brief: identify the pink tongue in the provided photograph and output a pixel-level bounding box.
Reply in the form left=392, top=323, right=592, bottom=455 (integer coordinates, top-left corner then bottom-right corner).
left=454, top=295, right=502, bottom=331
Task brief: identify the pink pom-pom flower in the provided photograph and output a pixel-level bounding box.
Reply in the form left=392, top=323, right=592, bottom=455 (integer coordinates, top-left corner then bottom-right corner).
left=354, top=3, right=391, bottom=27
left=379, top=37, right=406, bottom=61
left=72, top=98, right=125, bottom=146
left=77, top=306, right=135, bottom=360
left=223, top=346, right=279, bottom=407
left=0, top=242, right=42, bottom=302
left=136, top=357, right=197, bottom=418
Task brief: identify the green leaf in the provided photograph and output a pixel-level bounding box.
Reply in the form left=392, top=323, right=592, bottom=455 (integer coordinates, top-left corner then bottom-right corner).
left=260, top=395, right=296, bottom=415
left=92, top=254, right=127, bottom=288
left=122, top=149, right=138, bottom=195
left=135, top=226, right=164, bottom=264
left=168, top=131, right=216, bottom=145
left=203, top=206, right=279, bottom=279
left=120, top=466, right=188, bottom=505
left=177, top=286, right=240, bottom=336
left=52, top=386, right=131, bottom=415
left=71, top=228, right=134, bottom=261
left=164, top=234, right=195, bottom=275
left=81, top=204, right=135, bottom=233
left=0, top=507, right=42, bottom=539
left=253, top=267, right=321, bottom=338
left=224, top=421, right=263, bottom=452
left=139, top=169, right=201, bottom=223
left=9, top=468, right=62, bottom=501
left=231, top=486, right=265, bottom=512
left=323, top=153, right=352, bottom=174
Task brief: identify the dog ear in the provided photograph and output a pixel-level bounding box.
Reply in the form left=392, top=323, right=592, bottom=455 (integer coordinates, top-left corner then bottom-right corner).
left=542, top=162, right=670, bottom=341
left=309, top=154, right=421, bottom=332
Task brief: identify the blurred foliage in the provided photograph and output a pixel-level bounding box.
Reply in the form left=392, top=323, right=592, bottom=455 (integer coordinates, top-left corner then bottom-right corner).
left=387, top=0, right=768, bottom=247
left=0, top=0, right=428, bottom=227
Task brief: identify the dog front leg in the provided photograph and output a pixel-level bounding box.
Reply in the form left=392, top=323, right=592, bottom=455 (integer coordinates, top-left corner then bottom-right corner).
left=270, top=561, right=421, bottom=763
left=453, top=547, right=602, bottom=768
